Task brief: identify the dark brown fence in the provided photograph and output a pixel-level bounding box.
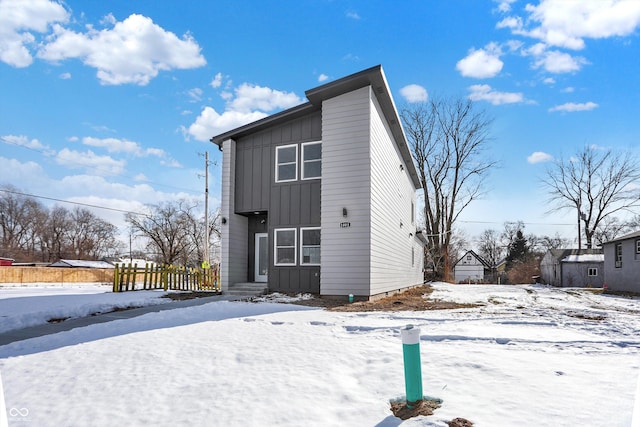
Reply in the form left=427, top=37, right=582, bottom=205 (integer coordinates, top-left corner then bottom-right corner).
left=113, top=263, right=220, bottom=292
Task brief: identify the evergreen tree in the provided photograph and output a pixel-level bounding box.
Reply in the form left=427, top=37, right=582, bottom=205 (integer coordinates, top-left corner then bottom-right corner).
left=506, top=229, right=528, bottom=269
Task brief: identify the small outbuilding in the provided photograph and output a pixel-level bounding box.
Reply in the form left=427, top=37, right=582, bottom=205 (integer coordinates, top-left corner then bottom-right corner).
left=602, top=231, right=640, bottom=293
left=539, top=249, right=604, bottom=288
left=453, top=250, right=491, bottom=283
left=0, top=257, right=14, bottom=266
left=49, top=259, right=115, bottom=269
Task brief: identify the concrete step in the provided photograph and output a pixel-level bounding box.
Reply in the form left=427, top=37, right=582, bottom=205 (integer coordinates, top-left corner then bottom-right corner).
left=226, top=283, right=268, bottom=297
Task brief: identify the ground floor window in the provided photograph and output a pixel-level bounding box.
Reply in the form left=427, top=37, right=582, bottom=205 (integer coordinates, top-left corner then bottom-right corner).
left=274, top=228, right=296, bottom=266
left=588, top=267, right=598, bottom=276
left=301, top=227, right=321, bottom=265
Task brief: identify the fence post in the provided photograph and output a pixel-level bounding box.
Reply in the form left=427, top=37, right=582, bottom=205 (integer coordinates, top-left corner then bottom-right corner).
left=113, top=264, right=120, bottom=292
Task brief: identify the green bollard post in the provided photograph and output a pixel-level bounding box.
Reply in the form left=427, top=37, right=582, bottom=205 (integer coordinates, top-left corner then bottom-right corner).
left=401, top=324, right=423, bottom=408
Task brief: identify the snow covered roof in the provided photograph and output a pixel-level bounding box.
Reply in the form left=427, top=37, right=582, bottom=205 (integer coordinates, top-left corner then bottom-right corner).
left=562, top=254, right=604, bottom=263
left=49, top=259, right=115, bottom=269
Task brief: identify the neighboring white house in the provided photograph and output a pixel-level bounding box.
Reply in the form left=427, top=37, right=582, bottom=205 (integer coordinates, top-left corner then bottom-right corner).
left=602, top=231, right=640, bottom=293
left=211, top=65, right=425, bottom=299
left=453, top=250, right=490, bottom=283
left=539, top=249, right=604, bottom=288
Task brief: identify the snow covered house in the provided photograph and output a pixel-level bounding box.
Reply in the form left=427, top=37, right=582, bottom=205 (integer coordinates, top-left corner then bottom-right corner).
left=453, top=250, right=490, bottom=283
left=539, top=249, right=604, bottom=288
left=211, top=65, right=425, bottom=299
left=602, top=231, right=640, bottom=293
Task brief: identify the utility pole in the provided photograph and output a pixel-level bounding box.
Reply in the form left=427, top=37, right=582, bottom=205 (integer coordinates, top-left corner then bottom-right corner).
left=204, top=151, right=210, bottom=266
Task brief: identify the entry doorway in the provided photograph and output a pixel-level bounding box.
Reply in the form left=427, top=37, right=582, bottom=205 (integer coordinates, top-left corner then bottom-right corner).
left=255, top=233, right=268, bottom=282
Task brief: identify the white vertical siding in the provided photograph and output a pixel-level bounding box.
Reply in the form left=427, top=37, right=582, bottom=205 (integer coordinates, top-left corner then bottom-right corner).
left=369, top=91, right=423, bottom=294
left=320, top=86, right=372, bottom=296
left=220, top=139, right=248, bottom=291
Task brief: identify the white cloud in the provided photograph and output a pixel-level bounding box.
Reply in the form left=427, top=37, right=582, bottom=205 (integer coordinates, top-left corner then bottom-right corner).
left=543, top=77, right=556, bottom=85
left=82, top=136, right=166, bottom=158
left=229, top=83, right=303, bottom=113
left=527, top=151, right=554, bottom=164
left=399, top=84, right=428, bottom=103
left=456, top=44, right=504, bottom=78
left=468, top=84, right=525, bottom=105
left=59, top=72, right=71, bottom=79
left=523, top=0, right=640, bottom=50
left=210, top=72, right=223, bottom=88
left=548, top=101, right=598, bottom=112
left=55, top=148, right=126, bottom=175
left=561, top=86, right=575, bottom=93
left=532, top=49, right=588, bottom=73
left=186, top=107, right=268, bottom=142
left=37, top=14, right=206, bottom=85
left=494, top=0, right=517, bottom=13
left=1, top=134, right=50, bottom=151
left=187, top=87, right=203, bottom=102
left=0, top=0, right=69, bottom=67
left=318, top=73, right=329, bottom=82
left=346, top=11, right=361, bottom=20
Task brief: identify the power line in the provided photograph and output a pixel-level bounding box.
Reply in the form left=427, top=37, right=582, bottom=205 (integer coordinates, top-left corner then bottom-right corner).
left=0, top=136, right=203, bottom=195
left=0, top=188, right=149, bottom=217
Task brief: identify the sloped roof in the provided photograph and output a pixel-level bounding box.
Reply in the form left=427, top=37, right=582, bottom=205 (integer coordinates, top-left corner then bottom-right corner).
left=602, top=230, right=640, bottom=245
left=49, top=259, right=115, bottom=269
left=547, top=248, right=603, bottom=262
left=454, top=250, right=491, bottom=268
left=210, top=65, right=421, bottom=189
left=562, top=254, right=604, bottom=263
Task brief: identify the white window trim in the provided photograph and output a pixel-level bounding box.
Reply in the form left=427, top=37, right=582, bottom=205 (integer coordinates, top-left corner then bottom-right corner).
left=275, top=144, right=298, bottom=183
left=636, top=239, right=640, bottom=254
left=300, top=227, right=321, bottom=265
left=301, top=141, right=322, bottom=181
left=274, top=228, right=297, bottom=266
left=588, top=267, right=598, bottom=277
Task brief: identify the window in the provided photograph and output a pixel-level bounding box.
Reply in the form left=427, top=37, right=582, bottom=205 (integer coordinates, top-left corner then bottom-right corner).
left=411, top=201, right=415, bottom=224
left=615, top=243, right=622, bottom=268
left=301, top=142, right=321, bottom=180
left=300, top=227, right=321, bottom=265
left=274, top=228, right=296, bottom=265
left=636, top=239, right=640, bottom=254
left=276, top=145, right=298, bottom=182
left=588, top=267, right=598, bottom=276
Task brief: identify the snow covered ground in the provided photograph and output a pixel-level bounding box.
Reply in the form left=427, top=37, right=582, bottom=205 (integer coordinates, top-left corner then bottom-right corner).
left=1, top=283, right=639, bottom=426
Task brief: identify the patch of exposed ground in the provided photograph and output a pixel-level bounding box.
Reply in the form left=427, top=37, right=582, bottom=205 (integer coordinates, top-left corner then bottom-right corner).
left=286, top=285, right=482, bottom=312
left=161, top=291, right=222, bottom=300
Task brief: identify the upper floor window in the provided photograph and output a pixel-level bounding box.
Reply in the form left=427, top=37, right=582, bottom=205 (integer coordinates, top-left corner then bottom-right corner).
left=276, top=144, right=298, bottom=182
left=302, top=142, right=322, bottom=180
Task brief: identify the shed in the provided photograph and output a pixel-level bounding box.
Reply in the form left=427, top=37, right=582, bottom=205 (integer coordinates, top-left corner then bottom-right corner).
left=453, top=250, right=490, bottom=283
left=0, top=257, right=14, bottom=266
left=49, top=259, right=115, bottom=269
left=540, top=249, right=604, bottom=287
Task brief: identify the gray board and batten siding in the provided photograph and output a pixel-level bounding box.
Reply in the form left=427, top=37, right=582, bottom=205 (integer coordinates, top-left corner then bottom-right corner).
left=233, top=110, right=322, bottom=293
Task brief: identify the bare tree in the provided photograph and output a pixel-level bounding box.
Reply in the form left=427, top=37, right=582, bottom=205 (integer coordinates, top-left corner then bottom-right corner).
left=542, top=146, right=640, bottom=249
left=478, top=229, right=504, bottom=268
left=0, top=185, right=46, bottom=261
left=402, top=97, right=496, bottom=280
left=125, top=200, right=196, bottom=265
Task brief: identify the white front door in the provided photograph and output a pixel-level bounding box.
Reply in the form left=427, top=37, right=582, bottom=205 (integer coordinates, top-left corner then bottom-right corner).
left=255, top=233, right=268, bottom=282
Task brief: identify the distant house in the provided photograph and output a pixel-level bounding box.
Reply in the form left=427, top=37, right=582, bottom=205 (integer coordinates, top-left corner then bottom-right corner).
left=602, top=231, right=640, bottom=293
left=211, top=65, right=425, bottom=299
left=0, top=257, right=14, bottom=266
left=539, top=249, right=604, bottom=287
left=49, top=259, right=115, bottom=269
left=453, top=250, right=490, bottom=283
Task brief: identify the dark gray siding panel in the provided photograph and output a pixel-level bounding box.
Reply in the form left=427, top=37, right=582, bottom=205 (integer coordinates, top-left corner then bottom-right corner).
left=234, top=111, right=321, bottom=214
left=270, top=266, right=320, bottom=293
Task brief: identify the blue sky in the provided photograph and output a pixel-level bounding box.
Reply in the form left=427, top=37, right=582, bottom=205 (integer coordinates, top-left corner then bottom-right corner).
left=1, top=0, right=639, bottom=247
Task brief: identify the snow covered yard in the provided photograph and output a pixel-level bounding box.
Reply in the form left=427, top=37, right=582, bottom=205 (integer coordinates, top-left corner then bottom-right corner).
left=1, top=283, right=639, bottom=426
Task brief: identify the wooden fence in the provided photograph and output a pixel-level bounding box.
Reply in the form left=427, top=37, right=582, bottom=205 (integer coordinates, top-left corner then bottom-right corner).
left=113, top=263, right=220, bottom=293
left=0, top=267, right=114, bottom=284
